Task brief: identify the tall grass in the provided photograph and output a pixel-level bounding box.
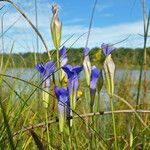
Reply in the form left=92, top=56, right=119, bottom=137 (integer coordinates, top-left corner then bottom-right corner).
left=0, top=0, right=150, bottom=149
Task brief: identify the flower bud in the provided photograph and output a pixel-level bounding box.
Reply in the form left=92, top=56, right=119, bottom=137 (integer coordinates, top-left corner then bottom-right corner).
left=103, top=55, right=115, bottom=96
left=83, top=55, right=91, bottom=86
left=50, top=4, right=62, bottom=50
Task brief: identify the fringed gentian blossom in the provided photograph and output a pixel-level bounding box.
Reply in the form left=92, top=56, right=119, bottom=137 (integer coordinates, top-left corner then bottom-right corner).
left=55, top=86, right=70, bottom=132
left=59, top=46, right=68, bottom=67
left=36, top=61, right=56, bottom=108
left=62, top=65, right=83, bottom=110
left=101, top=43, right=115, bottom=56
left=83, top=48, right=92, bottom=86
left=90, top=66, right=101, bottom=112
left=59, top=46, right=68, bottom=83
left=62, top=64, right=83, bottom=126
left=83, top=48, right=103, bottom=112
left=101, top=43, right=115, bottom=96
left=90, top=66, right=101, bottom=97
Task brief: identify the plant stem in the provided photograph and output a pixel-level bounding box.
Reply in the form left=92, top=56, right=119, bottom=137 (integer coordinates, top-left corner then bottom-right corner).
left=61, top=132, right=64, bottom=150
left=110, top=96, right=117, bottom=150
left=89, top=87, right=96, bottom=149
left=56, top=48, right=61, bottom=85
left=142, top=0, right=148, bottom=124
left=46, top=110, right=51, bottom=150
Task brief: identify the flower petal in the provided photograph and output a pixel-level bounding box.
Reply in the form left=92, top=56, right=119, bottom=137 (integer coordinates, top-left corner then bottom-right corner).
left=54, top=86, right=70, bottom=115
left=36, top=63, right=45, bottom=74
left=90, top=66, right=101, bottom=95
left=62, top=65, right=74, bottom=78
left=59, top=46, right=68, bottom=67
left=84, top=47, right=91, bottom=56
left=73, top=65, right=83, bottom=75
left=44, top=60, right=56, bottom=80
left=101, top=43, right=115, bottom=56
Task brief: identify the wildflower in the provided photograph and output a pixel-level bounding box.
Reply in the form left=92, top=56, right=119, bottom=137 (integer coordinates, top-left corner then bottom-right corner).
left=50, top=4, right=62, bottom=50
left=62, top=64, right=83, bottom=110
left=36, top=61, right=56, bottom=108
left=59, top=46, right=68, bottom=83
left=103, top=55, right=115, bottom=96
left=90, top=66, right=101, bottom=96
left=83, top=48, right=91, bottom=86
left=62, top=64, right=83, bottom=126
left=59, top=46, right=68, bottom=67
left=90, top=66, right=101, bottom=111
left=101, top=43, right=115, bottom=56
left=54, top=86, right=70, bottom=132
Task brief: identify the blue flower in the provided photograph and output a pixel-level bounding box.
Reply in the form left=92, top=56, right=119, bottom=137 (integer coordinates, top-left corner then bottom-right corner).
left=36, top=60, right=56, bottom=108
left=62, top=64, right=83, bottom=110
left=90, top=66, right=101, bottom=96
left=54, top=86, right=70, bottom=132
left=59, top=46, right=68, bottom=82
left=59, top=46, right=68, bottom=67
left=36, top=60, right=56, bottom=84
left=101, top=43, right=115, bottom=56
left=55, top=86, right=70, bottom=116
left=84, top=47, right=91, bottom=56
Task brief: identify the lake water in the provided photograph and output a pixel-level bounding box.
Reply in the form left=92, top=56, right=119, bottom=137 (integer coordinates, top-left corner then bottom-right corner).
left=1, top=68, right=150, bottom=104
left=5, top=68, right=150, bottom=81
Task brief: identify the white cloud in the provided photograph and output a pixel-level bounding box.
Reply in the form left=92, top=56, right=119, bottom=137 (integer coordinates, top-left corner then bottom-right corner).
left=60, top=21, right=148, bottom=48
left=96, top=2, right=113, bottom=13
left=1, top=14, right=150, bottom=53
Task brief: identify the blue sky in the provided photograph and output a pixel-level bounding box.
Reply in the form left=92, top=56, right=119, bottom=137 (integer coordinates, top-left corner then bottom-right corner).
left=0, top=0, right=150, bottom=53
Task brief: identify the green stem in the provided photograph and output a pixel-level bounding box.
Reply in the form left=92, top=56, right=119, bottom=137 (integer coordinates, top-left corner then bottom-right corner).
left=46, top=110, right=51, bottom=150
left=89, top=87, right=95, bottom=149
left=110, top=96, right=117, bottom=150
left=61, top=132, right=64, bottom=150
left=56, top=48, right=61, bottom=85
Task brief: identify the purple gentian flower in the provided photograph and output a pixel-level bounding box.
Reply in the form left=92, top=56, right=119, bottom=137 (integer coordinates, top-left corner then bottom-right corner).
left=36, top=60, right=56, bottom=88
left=36, top=60, right=56, bottom=108
left=54, top=86, right=70, bottom=132
left=84, top=47, right=91, bottom=56
left=54, top=86, right=70, bottom=117
left=101, top=43, right=115, bottom=56
left=90, top=66, right=101, bottom=96
left=62, top=64, right=83, bottom=109
left=59, top=46, right=68, bottom=67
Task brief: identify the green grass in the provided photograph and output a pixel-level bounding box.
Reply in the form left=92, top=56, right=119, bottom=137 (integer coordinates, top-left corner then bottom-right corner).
left=0, top=0, right=150, bottom=149
left=0, top=68, right=150, bottom=149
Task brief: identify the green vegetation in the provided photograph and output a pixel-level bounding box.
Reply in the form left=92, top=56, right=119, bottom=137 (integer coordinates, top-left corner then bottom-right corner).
left=1, top=47, right=150, bottom=68
left=0, top=0, right=150, bottom=149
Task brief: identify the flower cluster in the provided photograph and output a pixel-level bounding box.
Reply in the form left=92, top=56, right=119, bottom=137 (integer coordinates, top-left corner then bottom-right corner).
left=36, top=3, right=116, bottom=133
left=35, top=43, right=115, bottom=131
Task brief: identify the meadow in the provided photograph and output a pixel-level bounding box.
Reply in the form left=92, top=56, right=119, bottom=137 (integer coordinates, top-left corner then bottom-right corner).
left=0, top=0, right=150, bottom=150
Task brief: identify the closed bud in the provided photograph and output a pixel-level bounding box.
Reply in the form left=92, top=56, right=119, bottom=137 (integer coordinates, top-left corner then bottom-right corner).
left=83, top=55, right=91, bottom=86
left=50, top=4, right=62, bottom=50
left=103, top=55, right=115, bottom=96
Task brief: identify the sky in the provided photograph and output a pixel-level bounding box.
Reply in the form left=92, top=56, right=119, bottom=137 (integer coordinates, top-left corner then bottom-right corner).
left=0, top=0, right=150, bottom=53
